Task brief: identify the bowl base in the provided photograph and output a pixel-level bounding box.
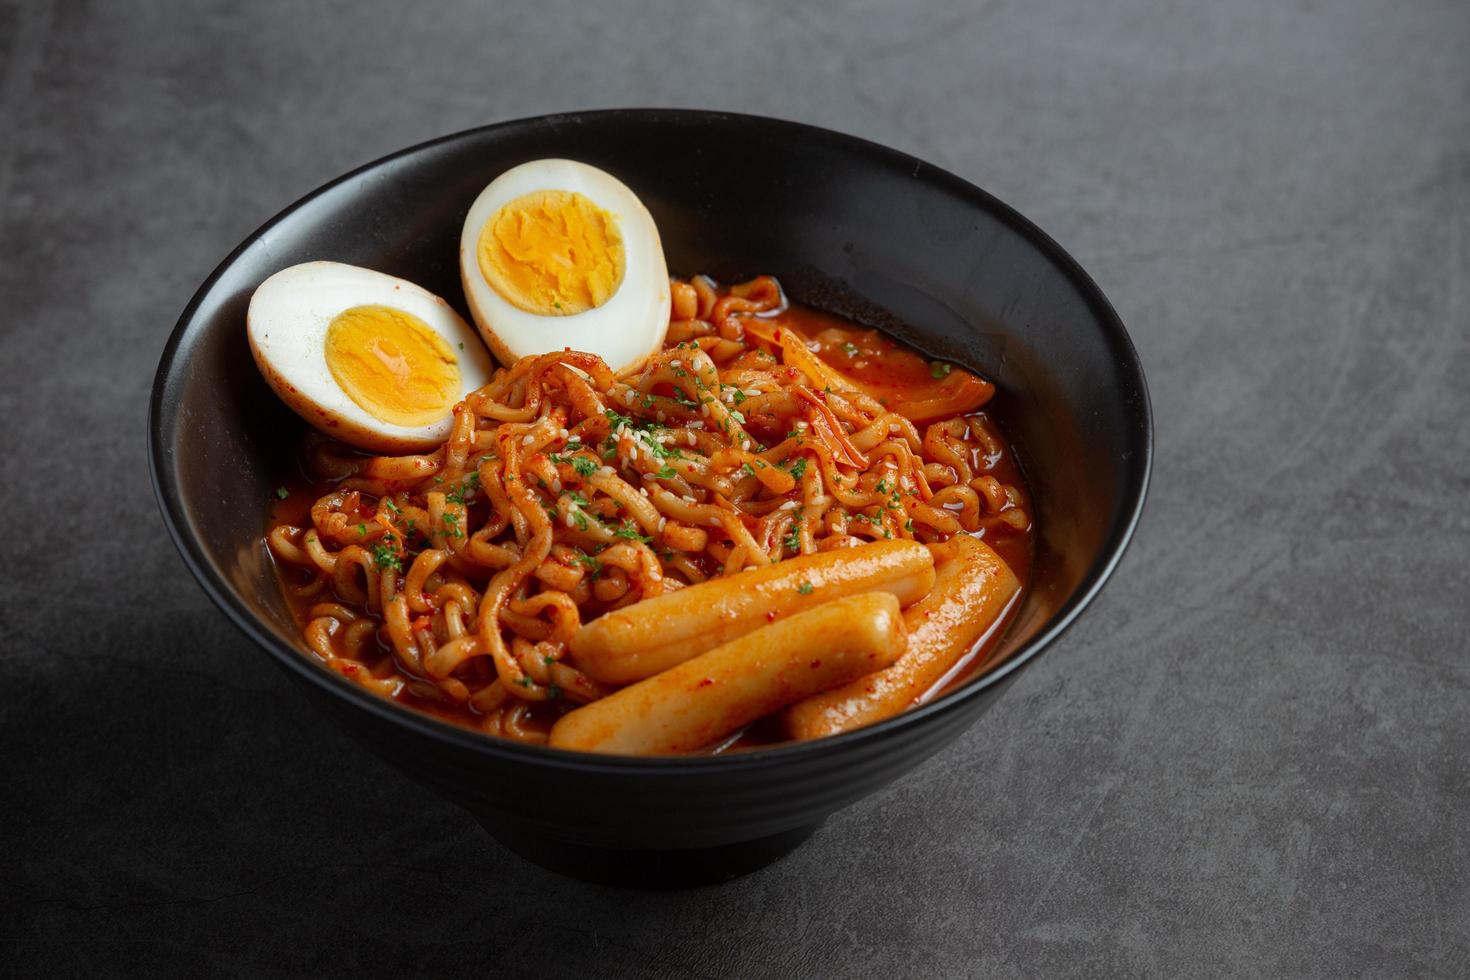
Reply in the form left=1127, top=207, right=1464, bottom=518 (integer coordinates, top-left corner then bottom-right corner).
left=478, top=818, right=822, bottom=888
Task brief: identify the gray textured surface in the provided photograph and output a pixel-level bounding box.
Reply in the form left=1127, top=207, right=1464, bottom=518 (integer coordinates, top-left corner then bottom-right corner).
left=3, top=0, right=1468, bottom=976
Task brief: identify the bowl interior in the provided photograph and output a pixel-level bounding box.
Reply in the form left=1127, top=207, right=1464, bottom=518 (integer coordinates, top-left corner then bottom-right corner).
left=152, top=110, right=1150, bottom=757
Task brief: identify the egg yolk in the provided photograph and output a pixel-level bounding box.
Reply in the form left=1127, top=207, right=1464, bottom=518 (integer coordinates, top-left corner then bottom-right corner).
left=324, top=305, right=460, bottom=428
left=478, top=190, right=625, bottom=316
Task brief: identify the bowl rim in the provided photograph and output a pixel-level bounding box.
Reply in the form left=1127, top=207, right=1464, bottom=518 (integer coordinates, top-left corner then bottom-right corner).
left=148, top=107, right=1152, bottom=774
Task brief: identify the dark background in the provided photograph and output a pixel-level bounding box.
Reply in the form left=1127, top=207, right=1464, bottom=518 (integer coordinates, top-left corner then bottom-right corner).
left=3, top=0, right=1468, bottom=976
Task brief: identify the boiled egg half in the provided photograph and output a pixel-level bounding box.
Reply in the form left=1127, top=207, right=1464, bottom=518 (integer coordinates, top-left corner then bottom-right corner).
left=248, top=262, right=493, bottom=453
left=459, top=159, right=669, bottom=372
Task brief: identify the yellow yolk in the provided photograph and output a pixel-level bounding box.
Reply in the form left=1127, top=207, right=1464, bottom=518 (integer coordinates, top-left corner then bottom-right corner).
left=477, top=190, right=625, bottom=316
left=324, top=305, right=460, bottom=427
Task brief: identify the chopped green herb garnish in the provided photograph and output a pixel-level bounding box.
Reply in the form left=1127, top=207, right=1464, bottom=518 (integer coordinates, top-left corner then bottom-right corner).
left=797, top=581, right=814, bottom=595
left=613, top=519, right=652, bottom=544
left=606, top=407, right=662, bottom=435
left=875, top=479, right=888, bottom=494
left=371, top=540, right=403, bottom=572
left=842, top=342, right=859, bottom=357
left=572, top=455, right=597, bottom=477
left=547, top=683, right=563, bottom=700
left=443, top=478, right=473, bottom=511
left=741, top=462, right=756, bottom=478
left=905, top=518, right=916, bottom=533
left=930, top=361, right=952, bottom=380
left=274, top=486, right=289, bottom=500
left=441, top=512, right=464, bottom=539
left=656, top=465, right=676, bottom=479
left=788, top=457, right=808, bottom=481
left=571, top=548, right=602, bottom=577
left=782, top=510, right=804, bottom=552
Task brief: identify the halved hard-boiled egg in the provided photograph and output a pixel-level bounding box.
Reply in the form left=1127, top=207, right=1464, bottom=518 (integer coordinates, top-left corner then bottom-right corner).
left=248, top=262, right=493, bottom=453
left=459, top=159, right=669, bottom=372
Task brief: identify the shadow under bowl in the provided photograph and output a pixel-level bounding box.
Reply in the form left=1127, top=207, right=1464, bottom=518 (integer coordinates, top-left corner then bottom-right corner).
left=149, top=109, right=1151, bottom=887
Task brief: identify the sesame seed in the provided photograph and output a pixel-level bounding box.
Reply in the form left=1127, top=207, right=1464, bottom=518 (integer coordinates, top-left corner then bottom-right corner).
left=689, top=421, right=704, bottom=430
left=657, top=517, right=667, bottom=531
left=521, top=435, right=534, bottom=446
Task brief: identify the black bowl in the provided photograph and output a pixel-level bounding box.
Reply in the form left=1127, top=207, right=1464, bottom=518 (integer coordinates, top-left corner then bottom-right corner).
left=149, top=109, right=1151, bottom=887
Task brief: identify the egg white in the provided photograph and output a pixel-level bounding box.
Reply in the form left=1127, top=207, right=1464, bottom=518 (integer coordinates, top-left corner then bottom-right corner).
left=247, top=261, right=494, bottom=453
left=459, top=159, right=670, bottom=373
